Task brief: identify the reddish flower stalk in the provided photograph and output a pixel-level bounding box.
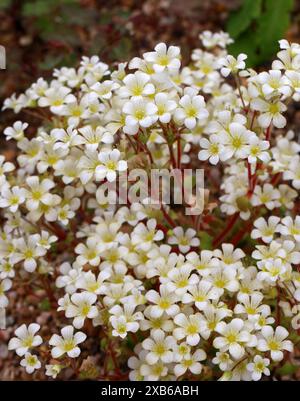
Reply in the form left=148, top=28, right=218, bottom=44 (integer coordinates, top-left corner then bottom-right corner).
left=161, top=204, right=176, bottom=228
left=212, top=212, right=239, bottom=247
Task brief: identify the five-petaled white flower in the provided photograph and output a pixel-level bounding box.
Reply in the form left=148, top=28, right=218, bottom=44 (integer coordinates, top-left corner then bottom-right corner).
left=49, top=325, right=87, bottom=358
left=257, top=326, right=293, bottom=361
left=8, top=323, right=43, bottom=356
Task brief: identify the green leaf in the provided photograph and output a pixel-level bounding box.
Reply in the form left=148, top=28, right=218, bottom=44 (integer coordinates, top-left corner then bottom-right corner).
left=228, top=31, right=260, bottom=66
left=22, top=0, right=78, bottom=17
left=227, top=0, right=294, bottom=67
left=22, top=0, right=54, bottom=16
left=39, top=298, right=51, bottom=311
left=227, top=0, right=262, bottom=38
left=0, top=0, right=12, bottom=9
left=256, top=0, right=293, bottom=61
left=277, top=363, right=298, bottom=376
left=199, top=231, right=213, bottom=250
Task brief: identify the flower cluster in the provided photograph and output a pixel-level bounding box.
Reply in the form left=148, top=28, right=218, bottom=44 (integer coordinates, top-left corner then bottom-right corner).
left=1, top=30, right=300, bottom=381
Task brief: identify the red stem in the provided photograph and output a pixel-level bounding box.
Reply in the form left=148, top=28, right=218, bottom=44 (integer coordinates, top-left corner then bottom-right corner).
left=212, top=213, right=239, bottom=247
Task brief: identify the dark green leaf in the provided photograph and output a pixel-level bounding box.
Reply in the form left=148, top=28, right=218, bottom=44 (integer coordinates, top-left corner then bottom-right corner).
left=256, top=0, right=294, bottom=61
left=227, top=0, right=262, bottom=38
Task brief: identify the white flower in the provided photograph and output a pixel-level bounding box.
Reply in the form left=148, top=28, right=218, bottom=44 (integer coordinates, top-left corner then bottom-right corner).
left=96, top=149, right=127, bottom=182
left=163, top=264, right=198, bottom=296
left=20, top=352, right=41, bottom=374
left=279, top=216, right=300, bottom=242
left=75, top=238, right=102, bottom=266
left=174, top=349, right=206, bottom=377
left=199, top=305, right=232, bottom=340
left=37, top=230, right=58, bottom=250
left=4, top=121, right=28, bottom=141
left=219, top=53, right=247, bottom=77
left=247, top=136, right=270, bottom=165
left=91, top=80, right=119, bottom=100
left=174, top=90, right=208, bottom=129
left=251, top=98, right=287, bottom=128
left=0, top=186, right=26, bottom=212
left=110, top=314, right=140, bottom=339
left=251, top=183, right=280, bottom=210
left=128, top=346, right=147, bottom=381
left=199, top=134, right=229, bottom=165
left=220, top=123, right=254, bottom=159
left=284, top=157, right=300, bottom=189
left=186, top=250, right=215, bottom=276
left=25, top=176, right=55, bottom=211
left=65, top=291, right=98, bottom=329
left=0, top=278, right=12, bottom=307
left=213, top=318, right=255, bottom=359
left=78, top=125, right=114, bottom=150
left=146, top=286, right=180, bottom=318
left=154, top=93, right=177, bottom=123
left=251, top=216, right=281, bottom=243
left=0, top=156, right=15, bottom=184
left=55, top=262, right=82, bottom=294
left=142, top=329, right=176, bottom=364
left=123, top=98, right=158, bottom=133
left=11, top=235, right=46, bottom=272
left=208, top=267, right=239, bottom=297
left=140, top=307, right=174, bottom=333
left=132, top=219, right=164, bottom=251
left=247, top=355, right=270, bottom=381
left=140, top=360, right=168, bottom=381
left=258, top=70, right=291, bottom=97
left=120, top=71, right=155, bottom=98
left=167, top=227, right=200, bottom=253
left=45, top=364, right=63, bottom=379
left=173, top=313, right=203, bottom=346
left=144, top=42, right=181, bottom=73
left=212, top=352, right=233, bottom=372
left=257, top=258, right=286, bottom=282
left=234, top=293, right=270, bottom=321
left=257, top=326, right=293, bottom=361
left=8, top=323, right=42, bottom=356
left=200, top=30, right=233, bottom=49
left=51, top=127, right=84, bottom=151
left=49, top=325, right=87, bottom=358
left=213, top=243, right=245, bottom=270
left=76, top=270, right=110, bottom=294
left=38, top=85, right=76, bottom=114
left=182, top=280, right=219, bottom=310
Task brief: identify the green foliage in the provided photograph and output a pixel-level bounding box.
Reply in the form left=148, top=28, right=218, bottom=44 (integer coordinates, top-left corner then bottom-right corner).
left=22, top=0, right=78, bottom=17
left=227, top=0, right=294, bottom=66
left=277, top=363, right=298, bottom=376
left=0, top=0, right=12, bottom=10
left=227, top=0, right=262, bottom=38
left=39, top=298, right=51, bottom=311
left=199, top=232, right=212, bottom=250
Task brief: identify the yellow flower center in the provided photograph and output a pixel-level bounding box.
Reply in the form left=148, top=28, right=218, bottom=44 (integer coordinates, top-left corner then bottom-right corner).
left=106, top=160, right=117, bottom=170
left=63, top=339, right=76, bottom=352
left=159, top=299, right=170, bottom=309
left=154, top=343, right=166, bottom=356
left=268, top=340, right=280, bottom=351
left=226, top=333, right=237, bottom=343
left=186, top=324, right=198, bottom=335
left=134, top=109, right=146, bottom=120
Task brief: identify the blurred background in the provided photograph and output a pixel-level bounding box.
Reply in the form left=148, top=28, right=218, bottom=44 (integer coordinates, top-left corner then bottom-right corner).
left=0, top=0, right=300, bottom=145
